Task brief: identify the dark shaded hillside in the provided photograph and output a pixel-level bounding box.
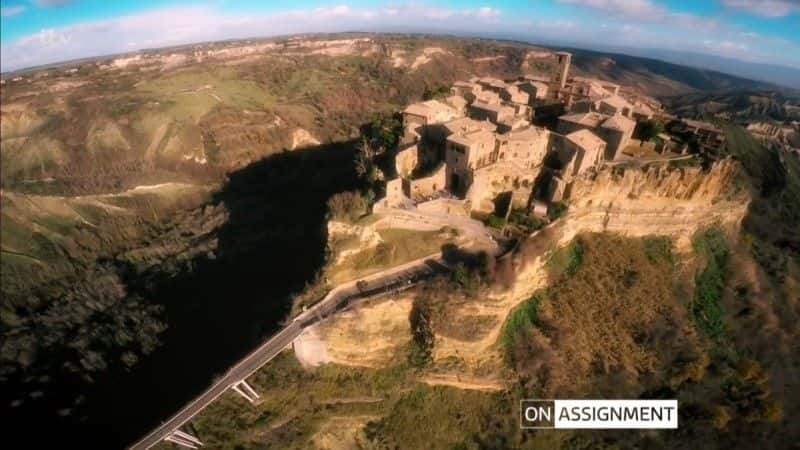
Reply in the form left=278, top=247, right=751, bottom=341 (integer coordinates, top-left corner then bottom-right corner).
left=1, top=140, right=364, bottom=448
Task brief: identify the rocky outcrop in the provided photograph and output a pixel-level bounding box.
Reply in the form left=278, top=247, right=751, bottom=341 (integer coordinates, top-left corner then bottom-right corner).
left=327, top=220, right=383, bottom=265
left=299, top=159, right=753, bottom=389
left=290, top=128, right=321, bottom=150
left=561, top=158, right=750, bottom=249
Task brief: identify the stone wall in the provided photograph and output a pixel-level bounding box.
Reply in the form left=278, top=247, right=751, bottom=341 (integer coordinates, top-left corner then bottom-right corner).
left=416, top=197, right=469, bottom=216
left=467, top=161, right=540, bottom=212
left=409, top=164, right=446, bottom=200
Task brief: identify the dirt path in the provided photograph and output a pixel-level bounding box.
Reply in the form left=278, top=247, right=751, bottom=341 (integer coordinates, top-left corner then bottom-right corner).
left=143, top=122, right=170, bottom=162
left=421, top=374, right=505, bottom=392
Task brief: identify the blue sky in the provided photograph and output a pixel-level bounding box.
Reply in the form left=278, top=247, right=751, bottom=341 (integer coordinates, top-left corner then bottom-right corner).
left=1, top=0, right=799, bottom=71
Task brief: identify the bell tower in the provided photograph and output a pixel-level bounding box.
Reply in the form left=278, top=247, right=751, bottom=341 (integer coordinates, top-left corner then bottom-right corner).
left=554, top=51, right=572, bottom=90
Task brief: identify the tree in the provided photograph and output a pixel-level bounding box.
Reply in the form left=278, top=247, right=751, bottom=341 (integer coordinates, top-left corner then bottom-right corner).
left=638, top=119, right=664, bottom=145
left=363, top=113, right=402, bottom=152
left=355, top=138, right=379, bottom=186
left=422, top=84, right=450, bottom=101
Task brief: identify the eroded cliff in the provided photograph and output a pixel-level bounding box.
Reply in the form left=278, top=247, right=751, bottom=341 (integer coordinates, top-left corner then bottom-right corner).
left=294, top=159, right=753, bottom=389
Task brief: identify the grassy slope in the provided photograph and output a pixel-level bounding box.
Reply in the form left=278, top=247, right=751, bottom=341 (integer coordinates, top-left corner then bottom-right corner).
left=183, top=232, right=796, bottom=449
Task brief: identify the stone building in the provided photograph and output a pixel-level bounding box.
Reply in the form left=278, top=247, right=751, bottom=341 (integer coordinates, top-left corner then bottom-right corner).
left=500, top=84, right=530, bottom=105
left=470, top=100, right=515, bottom=125
left=597, top=95, right=634, bottom=118
left=495, top=126, right=550, bottom=168
left=516, top=79, right=549, bottom=104
left=381, top=69, right=623, bottom=217
left=445, top=129, right=497, bottom=195
left=402, top=100, right=460, bottom=142
left=669, top=119, right=726, bottom=152
left=443, top=95, right=469, bottom=117
left=451, top=81, right=481, bottom=101
left=597, top=114, right=636, bottom=160
left=557, top=111, right=635, bottom=160
left=476, top=77, right=509, bottom=94
left=553, top=129, right=606, bottom=179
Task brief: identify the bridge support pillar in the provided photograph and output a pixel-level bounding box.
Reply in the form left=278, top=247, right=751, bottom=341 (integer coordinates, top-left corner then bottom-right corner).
left=165, top=430, right=203, bottom=448
left=231, top=379, right=260, bottom=404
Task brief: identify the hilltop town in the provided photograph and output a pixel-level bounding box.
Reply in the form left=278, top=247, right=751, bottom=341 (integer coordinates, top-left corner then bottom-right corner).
left=375, top=50, right=730, bottom=228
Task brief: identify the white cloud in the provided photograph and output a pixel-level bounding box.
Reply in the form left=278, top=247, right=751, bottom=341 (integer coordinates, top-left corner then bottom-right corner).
left=558, top=0, right=721, bottom=32
left=0, top=2, right=798, bottom=71
left=33, top=0, right=74, bottom=6
left=1, top=5, right=25, bottom=17
left=559, top=0, right=665, bottom=20
left=722, top=0, right=800, bottom=18
left=0, top=4, right=506, bottom=71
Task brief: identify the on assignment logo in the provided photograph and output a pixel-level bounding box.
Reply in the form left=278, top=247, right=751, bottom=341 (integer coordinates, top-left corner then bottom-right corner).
left=521, top=399, right=678, bottom=429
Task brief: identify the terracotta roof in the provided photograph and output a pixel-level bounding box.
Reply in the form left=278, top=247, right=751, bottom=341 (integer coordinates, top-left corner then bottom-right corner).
left=559, top=112, right=608, bottom=128
left=478, top=77, right=508, bottom=89
left=497, top=126, right=548, bottom=143
left=447, top=129, right=495, bottom=147
left=403, top=100, right=456, bottom=119
left=443, top=117, right=497, bottom=135
left=566, top=129, right=605, bottom=151
left=600, top=95, right=633, bottom=110
left=519, top=80, right=549, bottom=90
left=471, top=100, right=506, bottom=113
left=601, top=114, right=636, bottom=132
left=444, top=95, right=468, bottom=109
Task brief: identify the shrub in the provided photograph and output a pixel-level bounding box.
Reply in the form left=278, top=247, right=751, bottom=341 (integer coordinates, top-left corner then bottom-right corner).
left=507, top=209, right=544, bottom=234
left=502, top=291, right=545, bottom=356
left=485, top=214, right=506, bottom=229
left=547, top=201, right=568, bottom=221
left=422, top=85, right=451, bottom=101
left=408, top=293, right=434, bottom=368
left=327, top=190, right=367, bottom=223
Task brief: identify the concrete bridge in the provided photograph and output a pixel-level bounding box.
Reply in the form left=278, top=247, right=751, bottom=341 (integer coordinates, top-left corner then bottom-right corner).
left=128, top=251, right=458, bottom=449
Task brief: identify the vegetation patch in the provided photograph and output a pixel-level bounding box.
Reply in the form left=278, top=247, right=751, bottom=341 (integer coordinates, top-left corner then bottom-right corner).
left=512, top=233, right=681, bottom=396
left=484, top=213, right=506, bottom=229
left=326, top=190, right=369, bottom=223
left=506, top=208, right=545, bottom=235
left=690, top=227, right=729, bottom=340
left=547, top=201, right=568, bottom=221
left=501, top=290, right=545, bottom=360
left=547, top=237, right=584, bottom=280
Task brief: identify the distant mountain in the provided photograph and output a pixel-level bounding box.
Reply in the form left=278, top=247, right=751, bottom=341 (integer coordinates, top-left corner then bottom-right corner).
left=608, top=47, right=800, bottom=91
left=663, top=89, right=800, bottom=122
left=487, top=32, right=794, bottom=93
left=548, top=46, right=775, bottom=97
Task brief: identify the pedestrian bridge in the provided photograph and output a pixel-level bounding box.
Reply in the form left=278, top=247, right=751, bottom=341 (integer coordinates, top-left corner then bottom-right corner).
left=129, top=253, right=449, bottom=449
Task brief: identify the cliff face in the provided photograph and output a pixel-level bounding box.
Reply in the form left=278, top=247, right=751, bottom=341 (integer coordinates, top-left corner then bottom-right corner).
left=561, top=158, right=750, bottom=249
left=298, top=160, right=753, bottom=389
